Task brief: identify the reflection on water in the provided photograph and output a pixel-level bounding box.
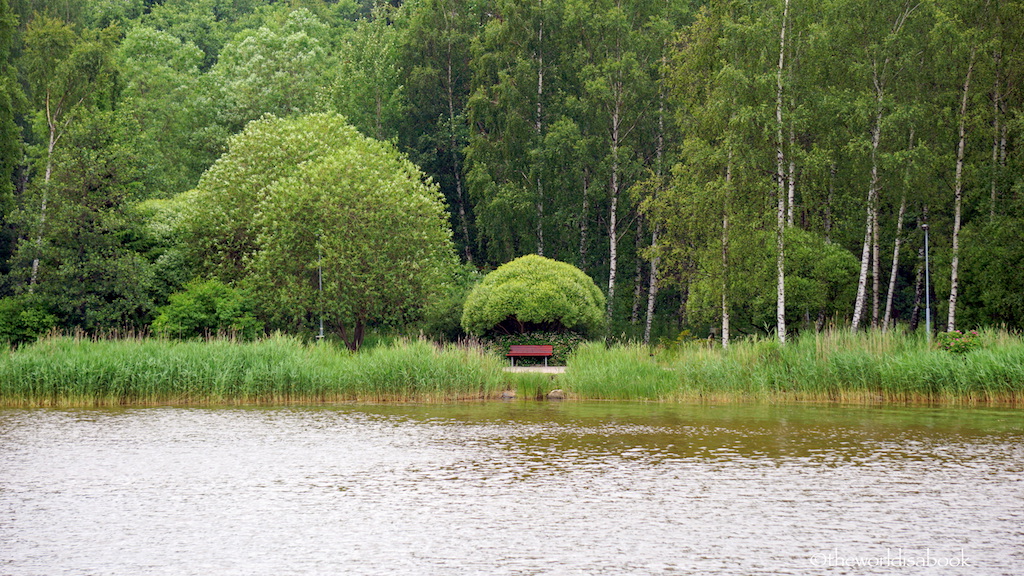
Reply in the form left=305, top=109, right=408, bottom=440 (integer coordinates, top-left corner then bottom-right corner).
left=1, top=403, right=1022, bottom=575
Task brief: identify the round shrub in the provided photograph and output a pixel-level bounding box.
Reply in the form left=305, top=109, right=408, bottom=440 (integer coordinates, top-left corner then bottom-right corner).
left=461, top=255, right=606, bottom=337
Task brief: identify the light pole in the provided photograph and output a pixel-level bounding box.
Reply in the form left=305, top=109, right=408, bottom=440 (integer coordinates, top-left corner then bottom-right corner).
left=922, top=223, right=931, bottom=343
left=317, top=236, right=325, bottom=341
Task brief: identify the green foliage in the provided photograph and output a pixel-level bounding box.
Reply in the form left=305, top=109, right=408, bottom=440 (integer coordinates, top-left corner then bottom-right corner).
left=12, top=110, right=156, bottom=331
left=461, top=255, right=606, bottom=337
left=178, top=112, right=457, bottom=350
left=151, top=279, right=262, bottom=340
left=958, top=216, right=1024, bottom=330
left=0, top=295, right=57, bottom=347
left=936, top=330, right=981, bottom=354
left=117, top=25, right=218, bottom=197
left=686, top=227, right=858, bottom=335
left=480, top=330, right=589, bottom=366
left=209, top=8, right=332, bottom=131
left=417, top=263, right=480, bottom=341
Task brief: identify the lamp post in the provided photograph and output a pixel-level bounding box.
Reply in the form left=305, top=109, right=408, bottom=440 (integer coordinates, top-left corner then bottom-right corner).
left=317, top=236, right=325, bottom=341
left=922, top=223, right=931, bottom=343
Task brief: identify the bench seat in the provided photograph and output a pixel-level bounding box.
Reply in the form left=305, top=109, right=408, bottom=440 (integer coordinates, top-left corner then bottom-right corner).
left=506, top=344, right=553, bottom=366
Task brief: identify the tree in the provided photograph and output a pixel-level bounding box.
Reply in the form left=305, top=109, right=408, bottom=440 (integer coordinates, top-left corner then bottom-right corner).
left=20, top=15, right=119, bottom=287
left=117, top=25, right=214, bottom=197
left=176, top=113, right=457, bottom=350
left=176, top=113, right=367, bottom=282
left=9, top=110, right=155, bottom=331
left=207, top=7, right=332, bottom=132
left=399, top=0, right=479, bottom=262
left=325, top=2, right=405, bottom=142
left=461, top=254, right=606, bottom=337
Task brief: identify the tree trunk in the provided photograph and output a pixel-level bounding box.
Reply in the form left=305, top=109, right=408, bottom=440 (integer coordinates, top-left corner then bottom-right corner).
left=630, top=215, right=644, bottom=325
left=852, top=92, right=883, bottom=331
left=534, top=1, right=545, bottom=256
left=644, top=223, right=659, bottom=345
left=644, top=41, right=668, bottom=346
left=883, top=193, right=907, bottom=330
left=908, top=246, right=924, bottom=332
left=606, top=90, right=622, bottom=324
left=579, top=168, right=590, bottom=266
left=883, top=129, right=914, bottom=330
left=990, top=35, right=1004, bottom=221
left=30, top=94, right=60, bottom=290
left=445, top=28, right=472, bottom=263
left=774, top=0, right=789, bottom=343
left=948, top=49, right=976, bottom=332
left=787, top=122, right=796, bottom=226
left=871, top=198, right=880, bottom=328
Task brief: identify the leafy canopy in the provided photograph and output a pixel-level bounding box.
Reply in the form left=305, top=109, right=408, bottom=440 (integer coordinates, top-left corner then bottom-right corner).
left=176, top=112, right=457, bottom=350
left=461, top=254, right=605, bottom=337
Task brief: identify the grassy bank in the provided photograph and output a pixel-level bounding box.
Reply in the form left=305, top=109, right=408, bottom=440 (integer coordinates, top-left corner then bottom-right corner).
left=563, top=329, right=1024, bottom=404
left=1, top=330, right=1022, bottom=407
left=0, top=335, right=507, bottom=407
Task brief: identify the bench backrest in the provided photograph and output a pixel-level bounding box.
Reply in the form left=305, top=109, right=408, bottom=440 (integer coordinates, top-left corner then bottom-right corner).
left=507, top=345, right=553, bottom=356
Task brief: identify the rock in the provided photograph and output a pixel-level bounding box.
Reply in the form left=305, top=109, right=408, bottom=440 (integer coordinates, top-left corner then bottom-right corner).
left=499, top=390, right=516, bottom=400
left=546, top=389, right=566, bottom=400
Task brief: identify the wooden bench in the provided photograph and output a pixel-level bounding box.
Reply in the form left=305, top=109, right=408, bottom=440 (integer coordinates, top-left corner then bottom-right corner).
left=506, top=344, right=554, bottom=366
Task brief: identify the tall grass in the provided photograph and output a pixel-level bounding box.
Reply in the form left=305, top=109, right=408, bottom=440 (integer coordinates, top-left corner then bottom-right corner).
left=0, top=334, right=507, bottom=407
left=3, top=329, right=1022, bottom=407
left=562, top=328, right=1024, bottom=404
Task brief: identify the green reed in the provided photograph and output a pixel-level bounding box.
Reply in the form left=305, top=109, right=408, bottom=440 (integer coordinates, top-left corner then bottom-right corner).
left=3, top=329, right=1022, bottom=407
left=561, top=328, right=1024, bottom=404
left=0, top=334, right=508, bottom=407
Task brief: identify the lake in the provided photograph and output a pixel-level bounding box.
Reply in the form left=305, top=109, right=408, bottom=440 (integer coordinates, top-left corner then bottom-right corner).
left=1, top=402, right=1022, bottom=575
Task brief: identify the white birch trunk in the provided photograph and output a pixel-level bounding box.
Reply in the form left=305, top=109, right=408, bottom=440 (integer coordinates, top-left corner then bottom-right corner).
left=871, top=201, right=880, bottom=328
left=644, top=223, right=659, bottom=345
left=852, top=94, right=883, bottom=331
left=606, top=96, right=621, bottom=322
left=883, top=194, right=906, bottom=330
left=446, top=34, right=472, bottom=263
left=722, top=152, right=732, bottom=349
left=579, top=169, right=589, bottom=265
left=535, top=2, right=545, bottom=256
left=774, top=0, right=789, bottom=343
left=948, top=50, right=976, bottom=332
left=990, top=41, right=1003, bottom=221
left=30, top=94, right=60, bottom=290
left=883, top=129, right=914, bottom=330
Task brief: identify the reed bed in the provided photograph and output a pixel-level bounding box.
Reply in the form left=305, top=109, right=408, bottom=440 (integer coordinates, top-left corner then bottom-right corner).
left=562, top=328, right=1024, bottom=404
left=3, top=329, right=1022, bottom=407
left=0, top=334, right=507, bottom=407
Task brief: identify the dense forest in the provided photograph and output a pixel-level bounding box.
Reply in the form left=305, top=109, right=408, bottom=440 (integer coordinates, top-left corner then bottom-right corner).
left=0, top=0, right=1022, bottom=345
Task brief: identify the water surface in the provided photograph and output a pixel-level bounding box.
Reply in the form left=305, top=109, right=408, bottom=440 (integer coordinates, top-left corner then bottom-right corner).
left=1, top=402, right=1021, bottom=575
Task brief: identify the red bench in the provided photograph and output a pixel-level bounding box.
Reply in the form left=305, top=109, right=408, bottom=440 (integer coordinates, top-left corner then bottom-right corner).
left=506, top=344, right=554, bottom=366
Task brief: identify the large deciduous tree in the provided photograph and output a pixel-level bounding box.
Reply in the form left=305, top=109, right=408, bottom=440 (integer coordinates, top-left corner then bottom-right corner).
left=176, top=113, right=457, bottom=350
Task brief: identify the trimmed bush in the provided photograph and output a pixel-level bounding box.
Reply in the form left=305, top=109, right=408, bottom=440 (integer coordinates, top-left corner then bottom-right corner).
left=461, top=255, right=605, bottom=337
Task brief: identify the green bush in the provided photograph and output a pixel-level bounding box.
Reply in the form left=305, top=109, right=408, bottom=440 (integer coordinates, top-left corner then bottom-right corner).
left=0, top=295, right=58, bottom=347
left=461, top=255, right=606, bottom=337
left=481, top=330, right=589, bottom=366
left=151, top=279, right=263, bottom=339
left=936, top=330, right=981, bottom=354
